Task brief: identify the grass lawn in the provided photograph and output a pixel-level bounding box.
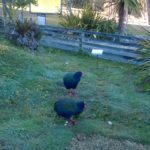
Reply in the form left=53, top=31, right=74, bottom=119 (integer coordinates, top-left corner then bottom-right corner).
left=0, top=36, right=150, bottom=150
left=126, top=24, right=150, bottom=36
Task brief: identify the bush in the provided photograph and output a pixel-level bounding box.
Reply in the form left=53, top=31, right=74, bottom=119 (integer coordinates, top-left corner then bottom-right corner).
left=135, top=63, right=150, bottom=92
left=135, top=39, right=150, bottom=92
left=96, top=18, right=117, bottom=34
left=60, top=4, right=117, bottom=33
left=60, top=13, right=81, bottom=29
left=60, top=4, right=98, bottom=30
left=11, top=19, right=42, bottom=50
left=79, top=4, right=99, bottom=30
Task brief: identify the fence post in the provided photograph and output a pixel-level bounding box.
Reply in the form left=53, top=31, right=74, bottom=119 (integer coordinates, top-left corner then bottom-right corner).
left=79, top=32, right=84, bottom=51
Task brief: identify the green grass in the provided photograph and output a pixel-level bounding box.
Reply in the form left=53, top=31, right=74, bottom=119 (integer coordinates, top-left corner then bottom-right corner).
left=0, top=37, right=150, bottom=149
left=126, top=24, right=150, bottom=35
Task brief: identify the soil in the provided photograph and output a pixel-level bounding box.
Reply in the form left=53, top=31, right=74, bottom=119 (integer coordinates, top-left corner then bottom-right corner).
left=68, top=134, right=150, bottom=150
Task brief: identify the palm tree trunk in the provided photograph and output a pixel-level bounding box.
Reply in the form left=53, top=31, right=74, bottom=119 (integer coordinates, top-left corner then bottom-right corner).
left=146, top=0, right=150, bottom=24
left=118, top=1, right=128, bottom=34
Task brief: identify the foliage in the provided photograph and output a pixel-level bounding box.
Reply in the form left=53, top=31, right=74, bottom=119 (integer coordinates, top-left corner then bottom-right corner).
left=60, top=4, right=117, bottom=33
left=60, top=12, right=81, bottom=29
left=140, top=40, right=150, bottom=57
left=79, top=4, right=99, bottom=30
left=135, top=37, right=150, bottom=92
left=63, top=0, right=105, bottom=9
left=112, top=0, right=143, bottom=17
left=1, top=0, right=37, bottom=23
left=8, top=0, right=37, bottom=10
left=109, top=0, right=143, bottom=34
left=96, top=18, right=117, bottom=33
left=11, top=19, right=42, bottom=50
left=5, top=1, right=16, bottom=21
left=60, top=4, right=99, bottom=29
left=135, top=63, right=150, bottom=92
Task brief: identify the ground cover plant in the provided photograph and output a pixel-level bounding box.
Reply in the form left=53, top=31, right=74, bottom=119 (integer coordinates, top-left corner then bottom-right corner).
left=0, top=36, right=150, bottom=150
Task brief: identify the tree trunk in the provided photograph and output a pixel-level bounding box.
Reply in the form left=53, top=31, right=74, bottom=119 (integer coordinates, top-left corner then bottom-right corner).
left=19, top=8, right=24, bottom=22
left=67, top=0, right=72, bottom=13
left=2, top=0, right=7, bottom=27
left=146, top=0, right=150, bottom=24
left=118, top=2, right=128, bottom=34
left=2, top=0, right=11, bottom=24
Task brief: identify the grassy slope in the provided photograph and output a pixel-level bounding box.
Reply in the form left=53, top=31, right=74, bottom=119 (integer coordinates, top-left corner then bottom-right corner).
left=126, top=24, right=150, bottom=35
left=0, top=37, right=150, bottom=150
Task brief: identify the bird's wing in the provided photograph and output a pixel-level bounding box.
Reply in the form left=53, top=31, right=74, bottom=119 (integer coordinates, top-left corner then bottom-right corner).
left=61, top=101, right=76, bottom=114
left=63, top=73, right=74, bottom=83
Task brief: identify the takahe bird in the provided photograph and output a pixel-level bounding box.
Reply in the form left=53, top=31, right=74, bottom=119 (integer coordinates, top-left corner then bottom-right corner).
left=54, top=98, right=85, bottom=125
left=63, top=71, right=83, bottom=96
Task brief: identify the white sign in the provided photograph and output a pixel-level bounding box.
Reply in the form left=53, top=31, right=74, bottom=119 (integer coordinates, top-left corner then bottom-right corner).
left=37, top=15, right=46, bottom=25
left=91, top=49, right=103, bottom=55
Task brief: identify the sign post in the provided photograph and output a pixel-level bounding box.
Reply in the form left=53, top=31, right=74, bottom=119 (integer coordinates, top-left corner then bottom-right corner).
left=37, top=13, right=46, bottom=25
left=91, top=49, right=103, bottom=68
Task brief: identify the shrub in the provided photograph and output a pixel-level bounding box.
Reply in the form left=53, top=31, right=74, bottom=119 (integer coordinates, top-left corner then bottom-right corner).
left=60, top=4, right=117, bottom=33
left=135, top=63, right=150, bottom=92
left=60, top=13, right=81, bottom=29
left=96, top=18, right=117, bottom=34
left=11, top=19, right=42, bottom=50
left=135, top=39, right=150, bottom=92
left=60, top=4, right=98, bottom=30
left=79, top=4, right=99, bottom=30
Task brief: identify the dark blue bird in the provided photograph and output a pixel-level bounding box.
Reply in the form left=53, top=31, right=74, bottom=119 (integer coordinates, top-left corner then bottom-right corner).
left=54, top=98, right=85, bottom=125
left=63, top=71, right=83, bottom=96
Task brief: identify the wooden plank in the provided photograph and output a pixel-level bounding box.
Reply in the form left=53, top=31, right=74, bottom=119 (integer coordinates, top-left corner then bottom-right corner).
left=83, top=38, right=140, bottom=51
left=41, top=38, right=79, bottom=52
left=82, top=45, right=141, bottom=59
left=40, top=25, right=83, bottom=34
left=43, top=31, right=80, bottom=40
left=93, top=53, right=140, bottom=65
left=79, top=33, right=85, bottom=50
left=42, top=36, right=79, bottom=47
left=40, top=25, right=150, bottom=41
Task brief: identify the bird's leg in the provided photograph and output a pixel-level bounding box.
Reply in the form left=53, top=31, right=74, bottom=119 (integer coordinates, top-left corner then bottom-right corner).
left=69, top=89, right=76, bottom=96
left=71, top=89, right=76, bottom=96
left=68, top=89, right=72, bottom=96
left=69, top=117, right=77, bottom=125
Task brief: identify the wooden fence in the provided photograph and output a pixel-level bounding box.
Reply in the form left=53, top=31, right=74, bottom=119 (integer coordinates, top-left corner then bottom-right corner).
left=40, top=26, right=150, bottom=65
left=0, top=16, right=4, bottom=30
